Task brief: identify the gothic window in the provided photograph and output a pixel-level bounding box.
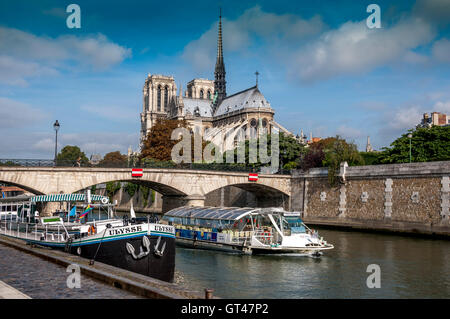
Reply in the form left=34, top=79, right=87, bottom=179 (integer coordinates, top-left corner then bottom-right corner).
left=164, top=86, right=168, bottom=111
left=157, top=85, right=161, bottom=112
left=200, top=89, right=204, bottom=99
left=207, top=90, right=211, bottom=100
left=250, top=118, right=257, bottom=139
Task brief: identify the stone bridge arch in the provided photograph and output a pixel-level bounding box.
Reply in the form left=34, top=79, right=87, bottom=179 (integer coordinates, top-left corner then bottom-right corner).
left=0, top=167, right=291, bottom=214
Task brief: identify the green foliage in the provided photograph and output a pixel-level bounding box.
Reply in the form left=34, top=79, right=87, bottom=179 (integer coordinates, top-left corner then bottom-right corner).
left=151, top=190, right=155, bottom=203
left=90, top=185, right=97, bottom=193
left=359, top=152, right=380, bottom=165
left=106, top=181, right=121, bottom=199
left=0, top=161, right=19, bottom=167
left=322, top=136, right=364, bottom=186
left=141, top=158, right=176, bottom=168
left=124, top=183, right=138, bottom=197
left=378, top=126, right=450, bottom=164
left=141, top=186, right=150, bottom=207
left=224, top=133, right=305, bottom=170
left=57, top=145, right=89, bottom=166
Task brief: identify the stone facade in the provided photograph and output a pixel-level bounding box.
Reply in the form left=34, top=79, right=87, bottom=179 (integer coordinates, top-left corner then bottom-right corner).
left=292, top=161, right=450, bottom=236
left=345, top=179, right=386, bottom=221
left=391, top=177, right=442, bottom=223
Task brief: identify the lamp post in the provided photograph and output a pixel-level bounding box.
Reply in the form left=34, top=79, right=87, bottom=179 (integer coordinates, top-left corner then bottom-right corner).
left=53, top=120, right=60, bottom=166
left=407, top=133, right=412, bottom=163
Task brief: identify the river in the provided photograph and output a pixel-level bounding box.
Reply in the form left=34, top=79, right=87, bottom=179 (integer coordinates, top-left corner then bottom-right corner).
left=174, top=228, right=450, bottom=298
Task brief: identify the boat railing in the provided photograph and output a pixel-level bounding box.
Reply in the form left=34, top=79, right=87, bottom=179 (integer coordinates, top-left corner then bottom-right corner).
left=0, top=219, right=68, bottom=242
left=253, top=229, right=273, bottom=245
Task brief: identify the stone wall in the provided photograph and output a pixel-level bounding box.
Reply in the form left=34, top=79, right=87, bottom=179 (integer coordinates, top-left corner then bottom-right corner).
left=291, top=161, right=450, bottom=236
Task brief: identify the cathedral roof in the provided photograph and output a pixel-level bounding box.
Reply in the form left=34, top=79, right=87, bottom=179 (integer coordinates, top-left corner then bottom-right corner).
left=183, top=98, right=213, bottom=117
left=214, top=86, right=272, bottom=117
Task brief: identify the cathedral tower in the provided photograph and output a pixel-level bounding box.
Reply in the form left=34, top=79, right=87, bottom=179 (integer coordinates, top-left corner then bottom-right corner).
left=213, top=9, right=226, bottom=110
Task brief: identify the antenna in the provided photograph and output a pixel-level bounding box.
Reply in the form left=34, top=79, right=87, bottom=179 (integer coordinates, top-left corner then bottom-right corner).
left=255, top=71, right=259, bottom=87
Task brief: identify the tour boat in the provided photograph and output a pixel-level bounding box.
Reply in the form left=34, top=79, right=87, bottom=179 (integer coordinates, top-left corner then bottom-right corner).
left=0, top=193, right=176, bottom=283
left=162, top=206, right=334, bottom=255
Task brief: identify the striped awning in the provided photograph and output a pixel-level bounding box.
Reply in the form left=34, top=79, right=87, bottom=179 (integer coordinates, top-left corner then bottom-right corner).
left=30, top=194, right=109, bottom=203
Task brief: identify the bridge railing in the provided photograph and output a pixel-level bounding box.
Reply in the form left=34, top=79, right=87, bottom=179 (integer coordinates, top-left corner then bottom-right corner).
left=0, top=159, right=292, bottom=175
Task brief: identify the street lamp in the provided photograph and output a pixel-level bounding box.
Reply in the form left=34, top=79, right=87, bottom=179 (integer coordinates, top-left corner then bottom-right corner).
left=53, top=120, right=60, bottom=166
left=407, top=133, right=412, bottom=163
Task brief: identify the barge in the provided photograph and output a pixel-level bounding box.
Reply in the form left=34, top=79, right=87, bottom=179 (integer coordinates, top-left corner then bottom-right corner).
left=162, top=206, right=334, bottom=256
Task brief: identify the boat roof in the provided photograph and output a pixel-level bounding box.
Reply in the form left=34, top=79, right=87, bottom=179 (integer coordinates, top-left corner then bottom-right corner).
left=164, top=206, right=285, bottom=221
left=30, top=194, right=109, bottom=203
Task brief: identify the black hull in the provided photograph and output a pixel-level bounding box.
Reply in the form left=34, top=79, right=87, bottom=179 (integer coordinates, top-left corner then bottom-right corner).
left=67, top=235, right=176, bottom=283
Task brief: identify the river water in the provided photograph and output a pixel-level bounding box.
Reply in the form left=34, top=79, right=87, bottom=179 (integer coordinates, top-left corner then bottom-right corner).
left=174, top=228, right=450, bottom=299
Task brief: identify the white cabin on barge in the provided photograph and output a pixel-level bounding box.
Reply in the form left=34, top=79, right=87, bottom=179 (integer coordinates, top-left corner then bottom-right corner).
left=162, top=206, right=334, bottom=255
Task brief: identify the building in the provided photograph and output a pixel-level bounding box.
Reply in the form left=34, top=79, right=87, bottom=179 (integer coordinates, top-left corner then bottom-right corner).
left=366, top=136, right=374, bottom=152
left=0, top=186, right=31, bottom=198
left=140, top=12, right=292, bottom=152
left=89, top=154, right=102, bottom=165
left=418, top=112, right=450, bottom=128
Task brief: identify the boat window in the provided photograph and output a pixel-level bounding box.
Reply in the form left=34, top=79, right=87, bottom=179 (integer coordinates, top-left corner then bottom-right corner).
left=283, top=217, right=306, bottom=234
left=254, top=215, right=273, bottom=228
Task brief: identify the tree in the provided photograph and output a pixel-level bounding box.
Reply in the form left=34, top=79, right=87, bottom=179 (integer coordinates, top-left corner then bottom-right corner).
left=140, top=118, right=214, bottom=165
left=359, top=152, right=380, bottom=165
left=297, top=137, right=339, bottom=171
left=297, top=144, right=325, bottom=171
left=378, top=126, right=450, bottom=164
left=98, top=151, right=127, bottom=167
left=56, top=146, right=89, bottom=166
left=322, top=136, right=364, bottom=185
left=224, top=133, right=305, bottom=170
left=140, top=119, right=188, bottom=162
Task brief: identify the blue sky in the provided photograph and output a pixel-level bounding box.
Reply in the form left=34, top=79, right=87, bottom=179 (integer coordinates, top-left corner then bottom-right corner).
left=1, top=0, right=450, bottom=158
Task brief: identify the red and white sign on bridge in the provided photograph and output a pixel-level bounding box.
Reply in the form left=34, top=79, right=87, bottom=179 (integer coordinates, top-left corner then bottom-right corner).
left=248, top=173, right=258, bottom=182
left=131, top=168, right=143, bottom=178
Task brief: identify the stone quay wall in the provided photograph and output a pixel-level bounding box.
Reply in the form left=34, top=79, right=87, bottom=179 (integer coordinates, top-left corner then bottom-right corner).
left=291, top=161, right=450, bottom=236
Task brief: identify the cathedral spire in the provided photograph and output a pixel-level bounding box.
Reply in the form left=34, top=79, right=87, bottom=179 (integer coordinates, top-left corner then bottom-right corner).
left=214, top=8, right=226, bottom=110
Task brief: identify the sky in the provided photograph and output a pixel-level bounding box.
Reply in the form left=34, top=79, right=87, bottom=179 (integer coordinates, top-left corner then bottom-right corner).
left=1, top=0, right=450, bottom=158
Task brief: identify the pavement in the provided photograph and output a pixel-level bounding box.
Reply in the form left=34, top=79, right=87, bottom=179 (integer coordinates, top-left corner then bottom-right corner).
left=0, top=280, right=31, bottom=299
left=0, top=235, right=211, bottom=299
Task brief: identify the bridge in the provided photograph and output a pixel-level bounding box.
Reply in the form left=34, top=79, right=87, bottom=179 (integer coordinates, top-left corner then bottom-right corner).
left=0, top=166, right=291, bottom=214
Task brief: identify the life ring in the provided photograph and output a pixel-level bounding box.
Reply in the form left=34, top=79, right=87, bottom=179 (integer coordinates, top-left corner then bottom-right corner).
left=101, top=197, right=109, bottom=204
left=88, top=225, right=96, bottom=235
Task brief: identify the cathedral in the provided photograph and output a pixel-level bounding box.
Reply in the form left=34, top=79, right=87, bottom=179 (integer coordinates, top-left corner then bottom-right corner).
left=140, top=13, right=292, bottom=152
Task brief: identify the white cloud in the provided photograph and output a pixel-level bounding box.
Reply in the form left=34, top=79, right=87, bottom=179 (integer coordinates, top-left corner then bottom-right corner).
left=80, top=104, right=137, bottom=122
left=0, top=56, right=58, bottom=86
left=182, top=6, right=325, bottom=71
left=336, top=125, right=363, bottom=141
left=432, top=38, right=450, bottom=63
left=291, top=17, right=435, bottom=83
left=433, top=100, right=450, bottom=114
left=29, top=132, right=139, bottom=158
left=0, top=27, right=132, bottom=85
left=0, top=97, right=46, bottom=127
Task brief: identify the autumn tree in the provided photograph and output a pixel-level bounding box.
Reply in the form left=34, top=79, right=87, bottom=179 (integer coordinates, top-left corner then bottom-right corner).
left=140, top=118, right=212, bottom=164
left=140, top=119, right=189, bottom=162
left=98, top=151, right=127, bottom=167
